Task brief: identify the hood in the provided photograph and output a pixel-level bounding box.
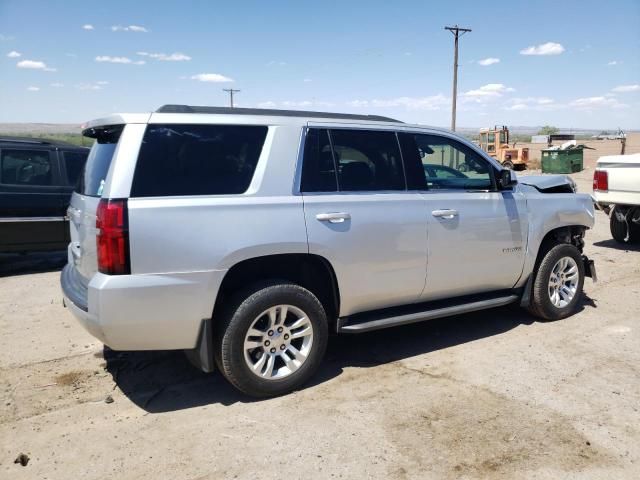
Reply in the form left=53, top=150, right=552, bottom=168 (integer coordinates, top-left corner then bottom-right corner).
left=517, top=174, right=577, bottom=193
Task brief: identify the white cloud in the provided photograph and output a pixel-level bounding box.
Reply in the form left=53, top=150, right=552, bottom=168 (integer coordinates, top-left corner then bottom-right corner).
left=504, top=96, right=559, bottom=111
left=77, top=83, right=102, bottom=90
left=191, top=73, right=233, bottom=82
left=16, top=59, right=56, bottom=71
left=95, top=56, right=145, bottom=65
left=111, top=25, right=148, bottom=32
left=82, top=24, right=94, bottom=30
left=303, top=78, right=312, bottom=82
left=506, top=103, right=528, bottom=111
left=611, top=84, right=640, bottom=93
left=96, top=80, right=109, bottom=85
left=257, top=101, right=277, bottom=108
left=282, top=100, right=313, bottom=108
left=404, top=52, right=412, bottom=56
left=267, top=60, right=287, bottom=66
left=7, top=50, right=21, bottom=58
left=257, top=100, right=335, bottom=109
left=136, top=51, right=191, bottom=61
left=66, top=53, right=78, bottom=58
left=50, top=82, right=64, bottom=87
left=512, top=96, right=554, bottom=105
left=463, top=83, right=515, bottom=98
left=26, top=86, right=40, bottom=91
left=347, top=95, right=449, bottom=111
left=570, top=96, right=628, bottom=109
left=520, top=42, right=565, bottom=56
left=478, top=57, right=500, bottom=66
left=607, top=60, right=619, bottom=66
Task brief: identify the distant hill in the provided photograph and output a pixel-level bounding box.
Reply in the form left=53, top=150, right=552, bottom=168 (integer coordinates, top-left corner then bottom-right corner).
left=0, top=123, right=83, bottom=135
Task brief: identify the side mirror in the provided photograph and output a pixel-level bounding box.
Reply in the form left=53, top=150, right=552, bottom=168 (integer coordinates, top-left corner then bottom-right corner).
left=498, top=169, right=518, bottom=190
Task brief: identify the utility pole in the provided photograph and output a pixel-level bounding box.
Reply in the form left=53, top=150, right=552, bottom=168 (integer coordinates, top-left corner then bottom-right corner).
left=445, top=25, right=471, bottom=132
left=223, top=88, right=241, bottom=108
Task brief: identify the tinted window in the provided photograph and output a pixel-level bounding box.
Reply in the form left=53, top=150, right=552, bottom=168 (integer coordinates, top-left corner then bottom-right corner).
left=62, top=151, right=88, bottom=186
left=300, top=128, right=337, bottom=192
left=330, top=129, right=404, bottom=191
left=401, top=133, right=494, bottom=190
left=131, top=124, right=268, bottom=197
left=0, top=149, right=53, bottom=186
left=78, top=125, right=123, bottom=197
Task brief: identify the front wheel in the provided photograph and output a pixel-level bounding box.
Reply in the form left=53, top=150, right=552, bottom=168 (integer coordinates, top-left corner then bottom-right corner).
left=215, top=282, right=328, bottom=397
left=528, top=243, right=585, bottom=321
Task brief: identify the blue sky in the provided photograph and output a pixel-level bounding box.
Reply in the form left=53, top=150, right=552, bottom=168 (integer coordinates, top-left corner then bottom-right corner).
left=1, top=0, right=639, bottom=128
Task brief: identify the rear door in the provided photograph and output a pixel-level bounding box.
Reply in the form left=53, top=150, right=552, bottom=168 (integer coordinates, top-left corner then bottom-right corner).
left=0, top=146, right=67, bottom=250
left=301, top=126, right=428, bottom=316
left=399, top=131, right=528, bottom=300
left=67, top=126, right=123, bottom=283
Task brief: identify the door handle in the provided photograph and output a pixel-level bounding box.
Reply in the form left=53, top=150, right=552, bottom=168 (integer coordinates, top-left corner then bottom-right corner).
left=316, top=212, right=351, bottom=223
left=432, top=209, right=458, bottom=219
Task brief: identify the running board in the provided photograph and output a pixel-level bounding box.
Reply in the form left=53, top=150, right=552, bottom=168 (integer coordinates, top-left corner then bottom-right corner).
left=337, top=294, right=520, bottom=333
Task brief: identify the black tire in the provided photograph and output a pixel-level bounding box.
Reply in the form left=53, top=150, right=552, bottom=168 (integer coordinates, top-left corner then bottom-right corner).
left=610, top=209, right=628, bottom=243
left=527, top=243, right=585, bottom=321
left=214, top=282, right=328, bottom=397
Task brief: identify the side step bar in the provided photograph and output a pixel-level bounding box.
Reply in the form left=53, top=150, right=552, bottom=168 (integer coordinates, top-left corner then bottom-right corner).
left=337, top=294, right=520, bottom=333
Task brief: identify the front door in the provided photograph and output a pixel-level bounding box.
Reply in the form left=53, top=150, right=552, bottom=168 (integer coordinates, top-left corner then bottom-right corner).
left=300, top=127, right=428, bottom=316
left=399, top=132, right=528, bottom=301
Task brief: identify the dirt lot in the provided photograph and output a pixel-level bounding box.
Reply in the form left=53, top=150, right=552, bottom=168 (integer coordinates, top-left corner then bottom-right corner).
left=522, top=132, right=638, bottom=170
left=1, top=142, right=639, bottom=479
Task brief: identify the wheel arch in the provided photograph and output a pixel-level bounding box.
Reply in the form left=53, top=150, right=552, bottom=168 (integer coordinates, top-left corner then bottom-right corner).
left=212, top=253, right=341, bottom=328
left=520, top=224, right=588, bottom=308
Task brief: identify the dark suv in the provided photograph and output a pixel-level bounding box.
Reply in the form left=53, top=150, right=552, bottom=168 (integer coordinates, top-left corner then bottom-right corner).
left=0, top=137, right=89, bottom=253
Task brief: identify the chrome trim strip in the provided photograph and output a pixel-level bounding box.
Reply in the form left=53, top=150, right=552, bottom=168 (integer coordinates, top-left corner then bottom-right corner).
left=0, top=216, right=66, bottom=223
left=338, top=295, right=519, bottom=333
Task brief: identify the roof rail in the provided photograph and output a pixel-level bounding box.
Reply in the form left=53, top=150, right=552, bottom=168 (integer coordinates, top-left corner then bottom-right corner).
left=155, top=104, right=402, bottom=123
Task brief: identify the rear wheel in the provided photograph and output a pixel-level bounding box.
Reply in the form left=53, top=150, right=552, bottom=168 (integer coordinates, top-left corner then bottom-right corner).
left=609, top=207, right=640, bottom=243
left=528, top=243, right=585, bottom=321
left=610, top=208, right=628, bottom=243
left=215, top=282, right=328, bottom=397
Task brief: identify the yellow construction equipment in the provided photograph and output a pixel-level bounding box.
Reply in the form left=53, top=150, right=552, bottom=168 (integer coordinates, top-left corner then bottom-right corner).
left=478, top=126, right=528, bottom=170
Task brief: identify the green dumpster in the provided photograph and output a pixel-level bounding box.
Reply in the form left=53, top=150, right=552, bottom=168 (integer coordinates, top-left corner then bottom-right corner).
left=540, top=146, right=586, bottom=174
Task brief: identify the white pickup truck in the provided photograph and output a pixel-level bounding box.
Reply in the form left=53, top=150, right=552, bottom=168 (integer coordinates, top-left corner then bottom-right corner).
left=593, top=153, right=640, bottom=243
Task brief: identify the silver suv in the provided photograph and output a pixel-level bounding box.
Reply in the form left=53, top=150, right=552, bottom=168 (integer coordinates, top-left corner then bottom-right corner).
left=61, top=105, right=596, bottom=397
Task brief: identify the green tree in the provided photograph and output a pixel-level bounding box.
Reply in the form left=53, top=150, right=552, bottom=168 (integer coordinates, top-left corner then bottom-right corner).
left=538, top=125, right=559, bottom=136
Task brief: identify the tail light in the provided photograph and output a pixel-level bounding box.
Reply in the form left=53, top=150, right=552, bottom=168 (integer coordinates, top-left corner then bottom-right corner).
left=593, top=170, right=608, bottom=192
left=96, top=199, right=130, bottom=275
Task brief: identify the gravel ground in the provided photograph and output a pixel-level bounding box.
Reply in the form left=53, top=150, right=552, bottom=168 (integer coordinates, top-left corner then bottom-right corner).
left=1, top=170, right=639, bottom=480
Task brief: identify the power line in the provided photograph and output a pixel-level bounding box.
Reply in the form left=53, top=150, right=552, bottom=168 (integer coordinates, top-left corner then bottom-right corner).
left=223, top=88, right=241, bottom=108
left=444, top=25, right=471, bottom=132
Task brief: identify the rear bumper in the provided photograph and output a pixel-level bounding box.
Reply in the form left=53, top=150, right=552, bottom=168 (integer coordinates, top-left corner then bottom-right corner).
left=61, top=264, right=107, bottom=342
left=60, top=263, right=227, bottom=351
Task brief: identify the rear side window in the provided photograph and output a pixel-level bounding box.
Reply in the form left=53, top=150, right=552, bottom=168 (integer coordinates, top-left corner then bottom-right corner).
left=131, top=124, right=268, bottom=197
left=0, top=149, right=53, bottom=186
left=331, top=129, right=404, bottom=191
left=62, top=150, right=88, bottom=186
left=300, top=128, right=405, bottom=193
left=300, top=129, right=337, bottom=192
left=78, top=125, right=123, bottom=197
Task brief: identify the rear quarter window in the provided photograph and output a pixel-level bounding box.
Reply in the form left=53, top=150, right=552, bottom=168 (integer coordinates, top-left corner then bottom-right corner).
left=131, top=124, right=268, bottom=197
